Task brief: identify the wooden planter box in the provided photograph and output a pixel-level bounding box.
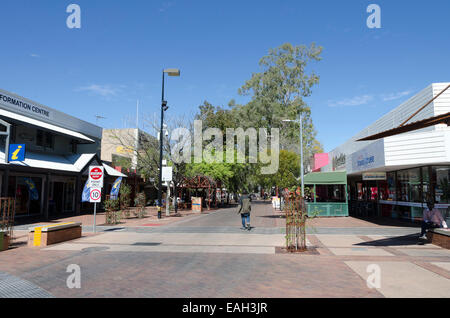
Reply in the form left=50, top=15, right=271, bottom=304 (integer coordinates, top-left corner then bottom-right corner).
left=427, top=228, right=450, bottom=249
left=28, top=222, right=82, bottom=247
left=0, top=232, right=10, bottom=251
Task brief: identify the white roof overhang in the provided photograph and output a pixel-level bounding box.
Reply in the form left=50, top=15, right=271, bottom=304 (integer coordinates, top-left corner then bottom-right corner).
left=0, top=108, right=95, bottom=143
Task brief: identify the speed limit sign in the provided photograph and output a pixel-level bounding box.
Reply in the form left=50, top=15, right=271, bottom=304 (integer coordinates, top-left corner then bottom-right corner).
left=89, top=187, right=102, bottom=203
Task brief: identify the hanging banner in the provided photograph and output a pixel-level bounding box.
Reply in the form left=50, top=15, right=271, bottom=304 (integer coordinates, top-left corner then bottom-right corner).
left=82, top=179, right=90, bottom=202
left=24, top=178, right=39, bottom=200
left=110, top=177, right=123, bottom=200
left=162, top=166, right=173, bottom=182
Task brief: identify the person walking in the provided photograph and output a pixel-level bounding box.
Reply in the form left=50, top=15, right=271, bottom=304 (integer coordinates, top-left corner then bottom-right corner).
left=238, top=191, right=252, bottom=231
left=420, top=201, right=448, bottom=240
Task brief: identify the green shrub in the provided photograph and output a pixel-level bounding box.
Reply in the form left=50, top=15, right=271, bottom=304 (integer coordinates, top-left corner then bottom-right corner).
left=104, top=199, right=120, bottom=225
left=134, top=192, right=147, bottom=218
left=120, top=183, right=132, bottom=218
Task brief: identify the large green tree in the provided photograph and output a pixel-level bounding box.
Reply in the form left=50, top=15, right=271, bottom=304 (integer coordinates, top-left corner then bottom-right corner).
left=189, top=42, right=324, bottom=193
left=237, top=42, right=324, bottom=163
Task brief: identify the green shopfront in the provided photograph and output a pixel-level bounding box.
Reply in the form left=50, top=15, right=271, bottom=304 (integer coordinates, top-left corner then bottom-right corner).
left=304, top=171, right=349, bottom=217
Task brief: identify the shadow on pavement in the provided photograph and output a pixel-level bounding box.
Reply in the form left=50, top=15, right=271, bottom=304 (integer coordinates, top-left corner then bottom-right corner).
left=355, top=233, right=423, bottom=247
left=352, top=216, right=421, bottom=228
left=259, top=215, right=286, bottom=219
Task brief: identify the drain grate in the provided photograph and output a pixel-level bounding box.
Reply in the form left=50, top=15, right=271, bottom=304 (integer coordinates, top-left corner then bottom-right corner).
left=0, top=272, right=53, bottom=298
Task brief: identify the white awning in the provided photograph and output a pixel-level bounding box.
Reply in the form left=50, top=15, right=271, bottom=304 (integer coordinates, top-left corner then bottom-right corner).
left=102, top=163, right=127, bottom=177
left=0, top=151, right=96, bottom=173
left=0, top=108, right=95, bottom=143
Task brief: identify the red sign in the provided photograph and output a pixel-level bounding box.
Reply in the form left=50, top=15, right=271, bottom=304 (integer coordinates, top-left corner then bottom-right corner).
left=90, top=167, right=103, bottom=180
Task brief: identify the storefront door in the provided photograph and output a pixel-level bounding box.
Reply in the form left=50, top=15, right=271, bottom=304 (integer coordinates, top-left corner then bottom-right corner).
left=50, top=177, right=76, bottom=215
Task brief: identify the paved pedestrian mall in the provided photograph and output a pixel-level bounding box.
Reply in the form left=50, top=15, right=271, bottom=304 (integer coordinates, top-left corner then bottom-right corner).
left=1, top=201, right=449, bottom=298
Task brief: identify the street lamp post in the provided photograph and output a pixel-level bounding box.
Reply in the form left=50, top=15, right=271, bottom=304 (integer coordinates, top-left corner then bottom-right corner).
left=158, top=68, right=180, bottom=219
left=282, top=114, right=304, bottom=197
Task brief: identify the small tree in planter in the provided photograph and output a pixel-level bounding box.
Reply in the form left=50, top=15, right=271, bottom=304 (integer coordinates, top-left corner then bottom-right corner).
left=120, top=184, right=132, bottom=218
left=134, top=192, right=147, bottom=218
left=1, top=198, right=15, bottom=251
left=104, top=199, right=121, bottom=225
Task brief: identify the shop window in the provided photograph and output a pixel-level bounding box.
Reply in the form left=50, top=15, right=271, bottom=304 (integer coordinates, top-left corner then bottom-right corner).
left=14, top=177, right=42, bottom=216
left=432, top=166, right=450, bottom=204
left=397, top=168, right=421, bottom=202
left=422, top=167, right=431, bottom=202
left=36, top=130, right=54, bottom=149
left=379, top=172, right=396, bottom=201
left=315, top=185, right=346, bottom=203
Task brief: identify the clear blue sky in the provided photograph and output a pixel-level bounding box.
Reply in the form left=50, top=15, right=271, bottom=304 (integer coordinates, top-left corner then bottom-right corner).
left=1, top=0, right=449, bottom=152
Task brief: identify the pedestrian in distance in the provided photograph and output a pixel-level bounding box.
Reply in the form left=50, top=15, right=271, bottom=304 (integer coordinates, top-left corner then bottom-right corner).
left=238, top=190, right=252, bottom=231
left=419, top=200, right=448, bottom=240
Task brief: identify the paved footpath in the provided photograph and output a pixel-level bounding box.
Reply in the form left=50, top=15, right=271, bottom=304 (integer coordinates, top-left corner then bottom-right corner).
left=1, top=201, right=449, bottom=298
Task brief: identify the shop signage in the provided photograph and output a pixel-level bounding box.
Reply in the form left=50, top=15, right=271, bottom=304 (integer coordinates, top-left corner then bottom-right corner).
left=332, top=153, right=346, bottom=171
left=89, top=187, right=102, bottom=203
left=0, top=92, right=53, bottom=119
left=162, top=166, right=173, bottom=182
left=363, top=172, right=387, bottom=181
left=351, top=140, right=385, bottom=174
left=9, top=144, right=26, bottom=162
left=89, top=166, right=104, bottom=188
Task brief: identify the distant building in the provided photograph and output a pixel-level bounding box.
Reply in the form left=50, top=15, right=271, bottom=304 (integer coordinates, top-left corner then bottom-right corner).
left=101, top=128, right=158, bottom=202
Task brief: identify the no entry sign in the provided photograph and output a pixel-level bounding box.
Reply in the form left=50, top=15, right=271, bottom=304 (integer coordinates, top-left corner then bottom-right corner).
left=89, top=188, right=102, bottom=203
left=89, top=166, right=104, bottom=188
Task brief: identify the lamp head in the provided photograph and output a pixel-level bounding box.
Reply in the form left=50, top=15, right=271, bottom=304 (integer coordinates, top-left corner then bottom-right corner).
left=164, top=68, right=180, bottom=77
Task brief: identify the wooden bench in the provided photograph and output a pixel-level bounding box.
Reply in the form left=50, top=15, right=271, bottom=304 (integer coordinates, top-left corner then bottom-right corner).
left=427, top=228, right=450, bottom=249
left=28, top=222, right=82, bottom=247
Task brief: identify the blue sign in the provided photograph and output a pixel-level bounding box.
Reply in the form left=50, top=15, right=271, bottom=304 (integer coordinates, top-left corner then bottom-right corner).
left=110, top=177, right=122, bottom=200
left=9, top=144, right=25, bottom=162
left=81, top=180, right=90, bottom=202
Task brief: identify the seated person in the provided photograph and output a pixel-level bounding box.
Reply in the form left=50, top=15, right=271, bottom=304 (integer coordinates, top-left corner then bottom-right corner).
left=420, top=201, right=448, bottom=239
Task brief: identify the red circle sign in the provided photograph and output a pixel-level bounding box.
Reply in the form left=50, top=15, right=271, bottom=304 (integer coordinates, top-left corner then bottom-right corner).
left=90, top=189, right=101, bottom=201
left=90, top=167, right=103, bottom=180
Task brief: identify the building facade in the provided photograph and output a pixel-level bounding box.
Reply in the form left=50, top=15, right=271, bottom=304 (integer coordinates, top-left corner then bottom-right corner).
left=101, top=128, right=157, bottom=203
left=0, top=89, right=124, bottom=219
left=318, top=83, right=450, bottom=222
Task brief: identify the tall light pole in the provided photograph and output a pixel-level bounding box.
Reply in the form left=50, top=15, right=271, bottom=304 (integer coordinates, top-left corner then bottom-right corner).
left=158, top=68, right=180, bottom=219
left=283, top=114, right=304, bottom=197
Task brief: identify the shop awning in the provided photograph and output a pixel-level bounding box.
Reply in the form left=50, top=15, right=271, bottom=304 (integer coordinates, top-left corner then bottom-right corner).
left=102, top=163, right=127, bottom=178
left=0, top=151, right=96, bottom=173
left=0, top=108, right=95, bottom=143
left=304, top=171, right=347, bottom=185
left=357, top=111, right=450, bottom=141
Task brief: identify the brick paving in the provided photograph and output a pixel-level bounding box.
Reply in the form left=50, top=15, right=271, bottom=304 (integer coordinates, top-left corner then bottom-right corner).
left=0, top=200, right=449, bottom=298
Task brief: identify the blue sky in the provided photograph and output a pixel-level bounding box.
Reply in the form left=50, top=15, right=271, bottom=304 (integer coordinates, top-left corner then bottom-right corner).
left=1, top=0, right=449, bottom=152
